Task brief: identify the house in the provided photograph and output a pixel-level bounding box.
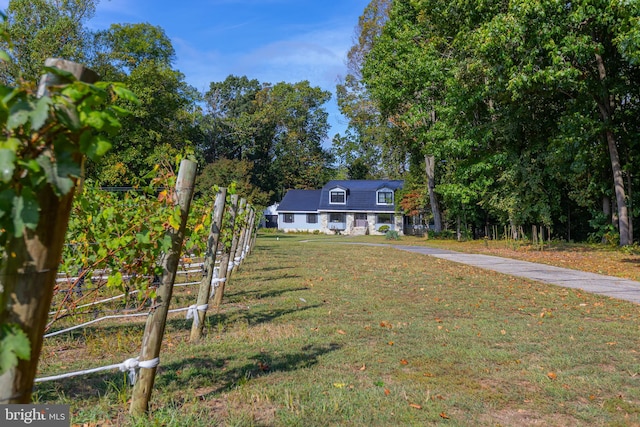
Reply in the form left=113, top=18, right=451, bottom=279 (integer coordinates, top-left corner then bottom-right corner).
left=261, top=203, right=279, bottom=228
left=277, top=180, right=404, bottom=235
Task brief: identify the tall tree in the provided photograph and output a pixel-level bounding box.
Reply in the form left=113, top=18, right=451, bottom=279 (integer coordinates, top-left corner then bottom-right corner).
left=0, top=0, right=96, bottom=84
left=87, top=23, right=200, bottom=184
left=335, top=0, right=402, bottom=180
left=200, top=75, right=262, bottom=162
left=359, top=0, right=639, bottom=243
left=467, top=0, right=640, bottom=244
left=198, top=76, right=333, bottom=202
left=254, top=81, right=333, bottom=198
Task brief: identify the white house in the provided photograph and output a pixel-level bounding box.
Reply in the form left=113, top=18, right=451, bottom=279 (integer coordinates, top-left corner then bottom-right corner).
left=277, top=180, right=404, bottom=235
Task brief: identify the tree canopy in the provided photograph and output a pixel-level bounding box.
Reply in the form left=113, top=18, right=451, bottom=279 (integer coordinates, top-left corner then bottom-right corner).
left=355, top=0, right=640, bottom=244
left=0, top=0, right=335, bottom=208
left=199, top=75, right=333, bottom=203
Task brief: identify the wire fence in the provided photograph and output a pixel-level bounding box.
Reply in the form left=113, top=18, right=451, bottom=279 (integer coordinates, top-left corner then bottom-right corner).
left=10, top=182, right=259, bottom=415
left=37, top=249, right=247, bottom=386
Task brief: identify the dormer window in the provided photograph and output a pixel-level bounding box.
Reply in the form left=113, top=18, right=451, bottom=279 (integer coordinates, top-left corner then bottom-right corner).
left=330, top=188, right=346, bottom=204
left=377, top=189, right=394, bottom=205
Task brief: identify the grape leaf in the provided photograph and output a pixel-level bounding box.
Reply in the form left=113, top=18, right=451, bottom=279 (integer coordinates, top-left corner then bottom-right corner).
left=0, top=148, right=16, bottom=183
left=0, top=324, right=31, bottom=375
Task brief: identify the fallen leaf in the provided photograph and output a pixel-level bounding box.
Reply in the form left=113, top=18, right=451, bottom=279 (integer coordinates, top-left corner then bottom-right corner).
left=359, top=364, right=366, bottom=371
left=388, top=341, right=394, bottom=346
left=409, top=403, right=422, bottom=409
left=435, top=318, right=443, bottom=323
left=547, top=372, right=557, bottom=380
left=500, top=329, right=506, bottom=335
left=440, top=412, right=449, bottom=419
left=400, top=359, right=408, bottom=365
left=333, top=383, right=346, bottom=388
left=337, top=329, right=346, bottom=335
left=384, top=388, right=390, bottom=395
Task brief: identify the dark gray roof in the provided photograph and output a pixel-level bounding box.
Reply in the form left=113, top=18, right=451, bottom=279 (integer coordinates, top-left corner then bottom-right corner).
left=277, top=189, right=322, bottom=212
left=277, top=180, right=404, bottom=213
left=318, top=180, right=403, bottom=212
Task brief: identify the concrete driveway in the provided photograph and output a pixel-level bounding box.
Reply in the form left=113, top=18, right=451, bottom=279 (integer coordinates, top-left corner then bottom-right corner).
left=391, top=244, right=640, bottom=304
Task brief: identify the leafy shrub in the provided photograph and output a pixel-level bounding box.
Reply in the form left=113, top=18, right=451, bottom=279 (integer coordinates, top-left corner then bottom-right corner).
left=378, top=225, right=390, bottom=233
left=385, top=230, right=400, bottom=240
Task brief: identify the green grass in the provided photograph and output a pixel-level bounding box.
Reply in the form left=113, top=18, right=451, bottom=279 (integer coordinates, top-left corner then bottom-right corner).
left=36, top=233, right=640, bottom=426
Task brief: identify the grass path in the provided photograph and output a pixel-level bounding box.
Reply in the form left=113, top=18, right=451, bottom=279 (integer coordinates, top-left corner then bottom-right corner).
left=36, top=234, right=640, bottom=426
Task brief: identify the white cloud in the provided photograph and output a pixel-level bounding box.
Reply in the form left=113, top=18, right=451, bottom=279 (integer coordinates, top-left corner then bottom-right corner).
left=173, top=21, right=354, bottom=139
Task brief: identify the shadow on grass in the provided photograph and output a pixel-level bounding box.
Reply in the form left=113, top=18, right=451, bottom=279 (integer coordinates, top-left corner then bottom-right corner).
left=155, top=342, right=342, bottom=397
left=240, top=273, right=302, bottom=284
left=34, top=305, right=323, bottom=402
left=225, top=286, right=309, bottom=302
left=239, top=304, right=321, bottom=326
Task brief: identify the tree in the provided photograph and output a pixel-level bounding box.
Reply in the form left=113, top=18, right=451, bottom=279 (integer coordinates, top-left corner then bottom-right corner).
left=335, top=0, right=403, bottom=179
left=195, top=158, right=270, bottom=208
left=198, top=76, right=333, bottom=202
left=362, top=1, right=461, bottom=231
left=358, top=0, right=640, bottom=244
left=466, top=0, right=640, bottom=244
left=200, top=75, right=263, bottom=163
left=0, top=0, right=96, bottom=84
left=86, top=23, right=200, bottom=184
left=254, top=81, right=333, bottom=198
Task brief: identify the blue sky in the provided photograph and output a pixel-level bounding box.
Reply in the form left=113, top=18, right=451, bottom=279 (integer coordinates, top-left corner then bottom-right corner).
left=1, top=0, right=370, bottom=142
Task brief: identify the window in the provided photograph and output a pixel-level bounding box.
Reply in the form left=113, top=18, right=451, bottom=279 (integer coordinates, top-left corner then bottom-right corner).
left=377, top=190, right=394, bottom=205
left=329, top=213, right=345, bottom=223
left=377, top=213, right=393, bottom=224
left=306, top=213, right=318, bottom=223
left=330, top=189, right=346, bottom=204
left=283, top=213, right=294, bottom=223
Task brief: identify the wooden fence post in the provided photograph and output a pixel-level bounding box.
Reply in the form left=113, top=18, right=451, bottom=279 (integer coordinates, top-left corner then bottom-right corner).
left=129, top=159, right=197, bottom=415
left=243, top=208, right=256, bottom=258
left=212, top=196, right=240, bottom=308
left=189, top=187, right=227, bottom=342
left=231, top=199, right=248, bottom=275
left=0, top=60, right=99, bottom=404
left=233, top=204, right=252, bottom=273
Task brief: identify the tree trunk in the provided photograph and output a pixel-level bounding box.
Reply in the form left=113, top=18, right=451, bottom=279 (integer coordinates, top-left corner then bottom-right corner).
left=628, top=173, right=633, bottom=243
left=594, top=52, right=631, bottom=246
left=424, top=154, right=442, bottom=232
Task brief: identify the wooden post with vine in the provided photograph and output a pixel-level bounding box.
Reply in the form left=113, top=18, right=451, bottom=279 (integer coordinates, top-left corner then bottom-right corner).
left=0, top=60, right=99, bottom=404
left=130, top=159, right=197, bottom=415
left=233, top=204, right=252, bottom=273
left=230, top=199, right=248, bottom=275
left=212, top=195, right=240, bottom=308
left=189, top=187, right=227, bottom=342
left=243, top=207, right=256, bottom=258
